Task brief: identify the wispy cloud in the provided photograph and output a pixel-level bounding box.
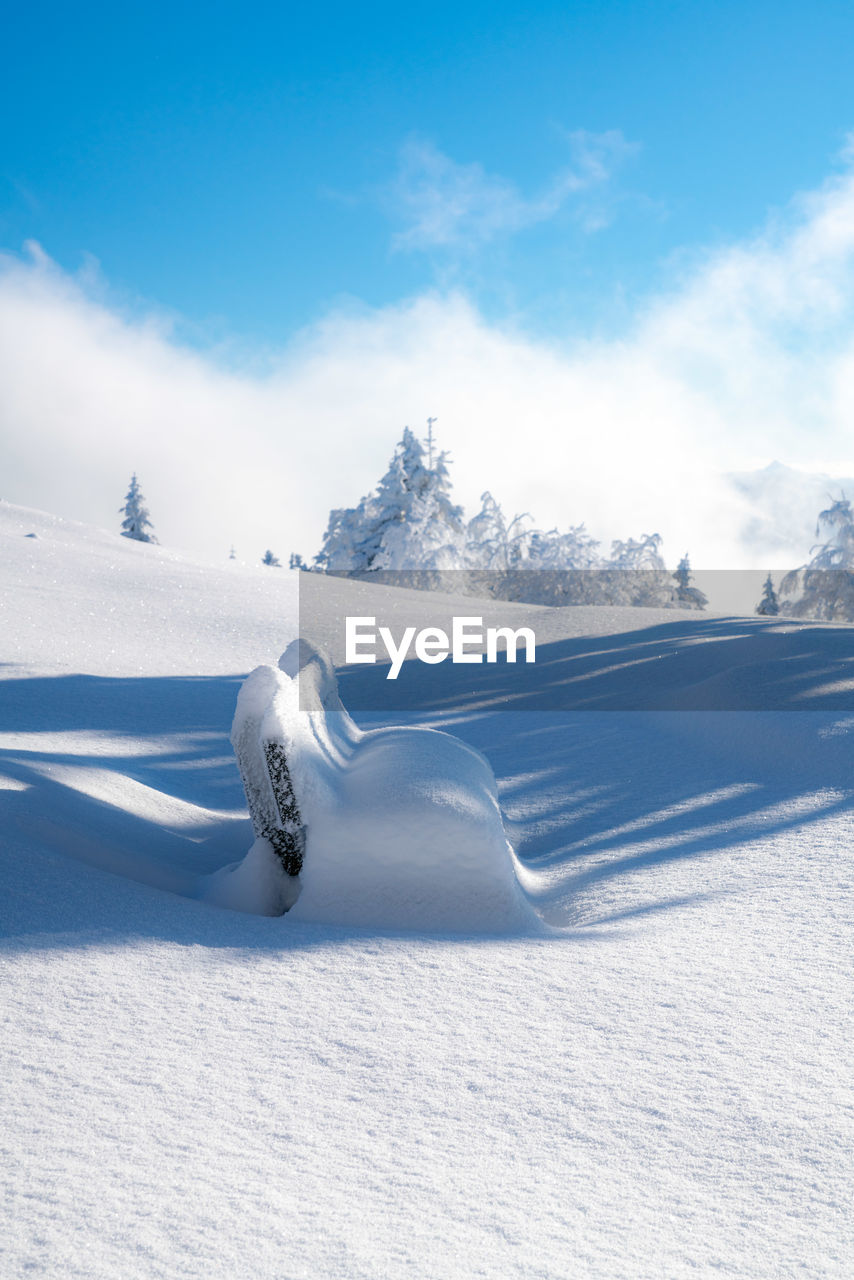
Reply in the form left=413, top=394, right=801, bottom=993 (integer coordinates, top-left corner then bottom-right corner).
left=387, top=130, right=639, bottom=251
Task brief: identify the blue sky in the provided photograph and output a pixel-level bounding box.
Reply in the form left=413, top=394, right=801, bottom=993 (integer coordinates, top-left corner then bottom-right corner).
left=3, top=1, right=854, bottom=568
left=4, top=0, right=854, bottom=344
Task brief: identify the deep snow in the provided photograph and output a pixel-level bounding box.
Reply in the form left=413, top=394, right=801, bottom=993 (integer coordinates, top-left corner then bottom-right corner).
left=1, top=500, right=852, bottom=1279
left=219, top=644, right=538, bottom=930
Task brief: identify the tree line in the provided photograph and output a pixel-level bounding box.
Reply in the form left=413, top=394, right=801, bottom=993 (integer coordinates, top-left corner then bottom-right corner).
left=117, top=427, right=854, bottom=619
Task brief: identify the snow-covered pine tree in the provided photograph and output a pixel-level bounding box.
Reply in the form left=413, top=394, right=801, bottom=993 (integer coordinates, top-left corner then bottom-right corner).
left=289, top=553, right=305, bottom=570
left=779, top=496, right=854, bottom=620
left=372, top=488, right=466, bottom=571
left=119, top=474, right=157, bottom=544
left=314, top=437, right=412, bottom=572
left=672, top=553, right=708, bottom=610
left=368, top=432, right=466, bottom=571
left=315, top=426, right=466, bottom=573
left=314, top=504, right=375, bottom=572
left=262, top=549, right=281, bottom=567
left=354, top=444, right=411, bottom=568
left=755, top=572, right=780, bottom=616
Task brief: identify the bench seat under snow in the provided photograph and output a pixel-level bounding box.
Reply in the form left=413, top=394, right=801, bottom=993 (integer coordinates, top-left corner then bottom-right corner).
left=205, top=641, right=538, bottom=933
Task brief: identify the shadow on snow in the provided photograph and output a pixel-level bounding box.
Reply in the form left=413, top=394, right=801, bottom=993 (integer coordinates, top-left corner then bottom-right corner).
left=2, top=613, right=854, bottom=949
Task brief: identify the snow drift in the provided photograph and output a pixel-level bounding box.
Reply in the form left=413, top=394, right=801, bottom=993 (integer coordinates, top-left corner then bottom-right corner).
left=207, top=640, right=538, bottom=932
left=3, top=503, right=852, bottom=1280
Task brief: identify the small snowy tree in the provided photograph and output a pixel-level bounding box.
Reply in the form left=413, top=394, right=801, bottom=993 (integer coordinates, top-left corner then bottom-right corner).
left=512, top=523, right=604, bottom=604
left=604, top=533, right=676, bottom=607
left=780, top=496, right=854, bottom=620
left=229, top=545, right=236, bottom=561
left=119, top=474, right=157, bottom=544
left=262, top=549, right=281, bottom=567
left=466, top=492, right=533, bottom=570
left=524, top=524, right=602, bottom=572
left=672, top=553, right=707, bottom=610
left=755, top=572, right=780, bottom=616
left=289, top=552, right=305, bottom=570
left=463, top=494, right=606, bottom=604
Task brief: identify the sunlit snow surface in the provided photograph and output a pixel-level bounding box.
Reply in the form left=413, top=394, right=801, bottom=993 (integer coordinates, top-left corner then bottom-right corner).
left=1, top=501, right=852, bottom=1279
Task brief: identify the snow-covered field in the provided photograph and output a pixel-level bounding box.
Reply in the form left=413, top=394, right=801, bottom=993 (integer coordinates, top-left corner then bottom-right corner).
left=1, top=500, right=852, bottom=1279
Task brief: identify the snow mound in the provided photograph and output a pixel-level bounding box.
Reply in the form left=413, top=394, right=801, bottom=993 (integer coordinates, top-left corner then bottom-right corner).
left=203, top=837, right=295, bottom=917
left=211, top=640, right=538, bottom=933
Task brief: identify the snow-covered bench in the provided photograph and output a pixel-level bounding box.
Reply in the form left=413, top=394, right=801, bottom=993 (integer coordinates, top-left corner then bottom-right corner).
left=207, top=640, right=537, bottom=932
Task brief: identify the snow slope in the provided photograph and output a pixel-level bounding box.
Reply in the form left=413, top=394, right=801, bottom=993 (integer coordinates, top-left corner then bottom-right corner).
left=1, top=501, right=852, bottom=1279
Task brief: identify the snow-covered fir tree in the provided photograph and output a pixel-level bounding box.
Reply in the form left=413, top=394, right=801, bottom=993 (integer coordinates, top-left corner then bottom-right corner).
left=314, top=504, right=374, bottom=572
left=314, top=426, right=465, bottom=572
left=371, top=444, right=466, bottom=571
left=672, top=553, right=708, bottom=610
left=229, top=545, right=236, bottom=561
left=755, top=572, right=780, bottom=616
left=262, top=549, right=281, bottom=567
left=780, top=496, right=854, bottom=619
left=289, top=553, right=305, bottom=570
left=119, top=474, right=157, bottom=544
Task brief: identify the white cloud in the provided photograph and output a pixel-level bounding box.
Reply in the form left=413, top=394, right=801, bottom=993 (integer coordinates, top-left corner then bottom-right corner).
left=388, top=130, right=638, bottom=251
left=4, top=151, right=854, bottom=570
